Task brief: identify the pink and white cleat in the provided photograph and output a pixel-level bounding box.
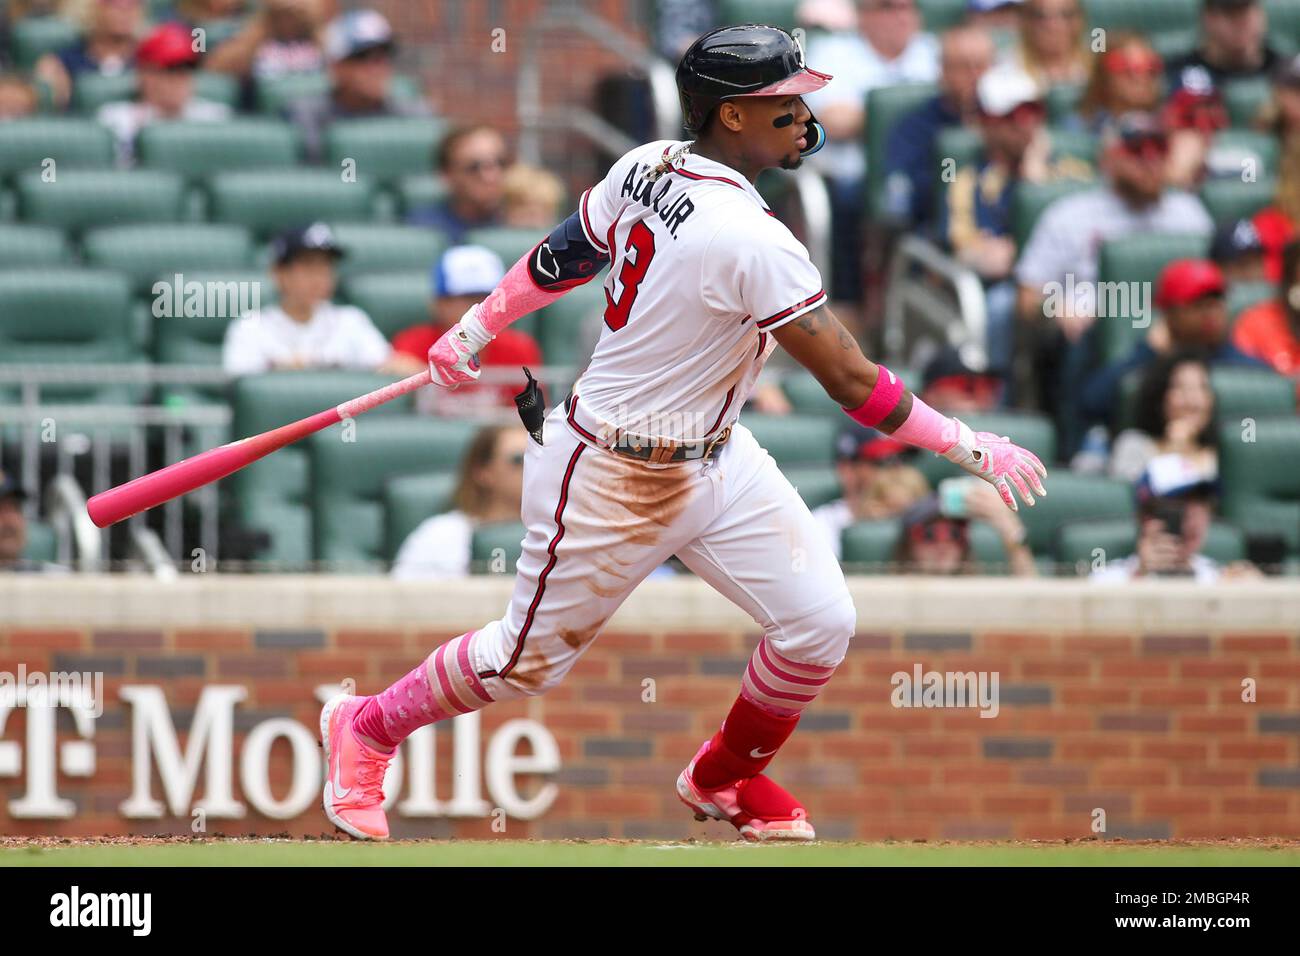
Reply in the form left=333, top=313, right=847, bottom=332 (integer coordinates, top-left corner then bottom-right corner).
left=320, top=694, right=394, bottom=840
left=676, top=741, right=816, bottom=842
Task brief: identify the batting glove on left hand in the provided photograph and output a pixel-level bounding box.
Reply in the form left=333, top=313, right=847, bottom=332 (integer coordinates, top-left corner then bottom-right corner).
left=941, top=418, right=1048, bottom=512
left=428, top=305, right=493, bottom=388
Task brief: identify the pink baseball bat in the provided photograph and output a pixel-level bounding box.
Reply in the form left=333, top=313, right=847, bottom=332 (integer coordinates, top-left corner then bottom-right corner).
left=86, top=370, right=432, bottom=528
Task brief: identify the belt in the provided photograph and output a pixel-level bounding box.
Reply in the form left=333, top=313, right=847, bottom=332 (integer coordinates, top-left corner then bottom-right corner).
left=563, top=392, right=732, bottom=464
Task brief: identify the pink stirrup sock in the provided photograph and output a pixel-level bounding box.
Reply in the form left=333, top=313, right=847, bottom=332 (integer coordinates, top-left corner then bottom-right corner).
left=352, top=630, right=495, bottom=751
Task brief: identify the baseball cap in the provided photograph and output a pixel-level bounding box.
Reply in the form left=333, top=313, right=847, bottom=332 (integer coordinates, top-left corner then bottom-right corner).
left=323, top=9, right=395, bottom=64
left=1273, top=52, right=1300, bottom=88
left=434, top=245, right=505, bottom=299
left=271, top=222, right=344, bottom=265
left=136, top=23, right=200, bottom=70
left=835, top=422, right=909, bottom=464
left=1155, top=259, right=1226, bottom=309
left=976, top=64, right=1041, bottom=117
left=1210, top=219, right=1265, bottom=263
left=0, top=469, right=27, bottom=501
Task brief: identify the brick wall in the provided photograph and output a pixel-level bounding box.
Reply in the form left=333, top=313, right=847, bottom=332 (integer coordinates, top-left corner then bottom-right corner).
left=1, top=577, right=1297, bottom=841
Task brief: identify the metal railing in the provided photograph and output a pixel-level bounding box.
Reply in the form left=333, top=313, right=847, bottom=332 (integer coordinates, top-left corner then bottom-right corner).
left=882, top=234, right=990, bottom=373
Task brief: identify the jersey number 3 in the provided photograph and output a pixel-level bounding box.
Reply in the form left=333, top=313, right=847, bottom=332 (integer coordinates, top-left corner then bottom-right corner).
left=603, top=220, right=656, bottom=332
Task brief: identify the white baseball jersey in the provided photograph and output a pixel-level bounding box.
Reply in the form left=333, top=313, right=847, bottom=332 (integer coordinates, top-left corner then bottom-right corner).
left=569, top=140, right=827, bottom=443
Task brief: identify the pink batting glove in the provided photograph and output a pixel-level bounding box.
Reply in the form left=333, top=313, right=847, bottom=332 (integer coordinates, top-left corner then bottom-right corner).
left=427, top=305, right=493, bottom=389
left=941, top=418, right=1048, bottom=512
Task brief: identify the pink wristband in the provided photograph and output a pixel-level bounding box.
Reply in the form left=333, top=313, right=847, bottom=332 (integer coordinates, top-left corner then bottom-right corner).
left=844, top=365, right=905, bottom=426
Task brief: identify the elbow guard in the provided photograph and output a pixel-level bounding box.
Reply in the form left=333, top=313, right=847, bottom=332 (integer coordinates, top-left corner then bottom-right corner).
left=527, top=210, right=609, bottom=292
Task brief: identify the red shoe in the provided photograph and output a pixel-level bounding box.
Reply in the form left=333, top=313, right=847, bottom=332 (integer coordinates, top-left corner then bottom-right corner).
left=676, top=741, right=816, bottom=842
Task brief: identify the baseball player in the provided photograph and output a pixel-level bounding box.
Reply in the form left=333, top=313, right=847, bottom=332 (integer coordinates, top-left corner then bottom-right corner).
left=321, top=24, right=1048, bottom=841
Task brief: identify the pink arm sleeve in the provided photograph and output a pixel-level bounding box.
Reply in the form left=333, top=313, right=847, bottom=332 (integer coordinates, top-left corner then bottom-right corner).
left=473, top=249, right=563, bottom=336
left=843, top=364, right=958, bottom=454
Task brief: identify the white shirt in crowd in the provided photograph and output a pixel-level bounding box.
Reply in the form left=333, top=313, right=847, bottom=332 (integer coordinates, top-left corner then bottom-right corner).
left=1016, top=187, right=1214, bottom=288
left=1090, top=553, right=1222, bottom=584
left=222, top=302, right=393, bottom=376
left=803, top=29, right=941, bottom=182
left=391, top=511, right=473, bottom=580
left=97, top=98, right=230, bottom=166
left=812, top=498, right=855, bottom=560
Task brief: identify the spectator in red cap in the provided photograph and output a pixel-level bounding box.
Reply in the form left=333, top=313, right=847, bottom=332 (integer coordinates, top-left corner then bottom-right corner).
left=34, top=0, right=145, bottom=112
left=812, top=422, right=928, bottom=559
left=97, top=22, right=230, bottom=166
left=1233, top=239, right=1300, bottom=400
left=1080, top=258, right=1266, bottom=427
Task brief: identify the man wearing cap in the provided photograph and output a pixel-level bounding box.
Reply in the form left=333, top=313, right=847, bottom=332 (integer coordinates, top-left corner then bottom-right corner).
left=1091, top=456, right=1258, bottom=582
left=940, top=64, right=1091, bottom=377
left=812, top=422, right=927, bottom=558
left=1211, top=218, right=1269, bottom=285
left=96, top=22, right=230, bottom=166
left=1080, top=258, right=1266, bottom=426
left=222, top=222, right=411, bottom=376
left=881, top=23, right=996, bottom=229
left=285, top=8, right=427, bottom=164
left=1233, top=239, right=1300, bottom=398
left=391, top=245, right=542, bottom=409
left=1165, top=0, right=1281, bottom=102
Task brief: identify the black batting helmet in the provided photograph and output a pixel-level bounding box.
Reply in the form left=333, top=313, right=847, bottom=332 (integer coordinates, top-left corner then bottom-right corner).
left=676, top=24, right=831, bottom=156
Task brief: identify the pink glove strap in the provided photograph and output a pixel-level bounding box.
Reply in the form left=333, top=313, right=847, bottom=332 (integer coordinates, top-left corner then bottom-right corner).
left=475, top=246, right=560, bottom=335
left=890, top=393, right=958, bottom=454
left=844, top=364, right=905, bottom=426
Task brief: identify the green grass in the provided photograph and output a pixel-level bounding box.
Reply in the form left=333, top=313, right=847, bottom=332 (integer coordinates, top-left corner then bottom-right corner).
left=3, top=839, right=1298, bottom=867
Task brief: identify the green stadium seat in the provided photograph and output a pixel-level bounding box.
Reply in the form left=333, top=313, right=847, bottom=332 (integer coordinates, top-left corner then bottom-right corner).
left=1046, top=84, right=1085, bottom=126
left=311, top=417, right=482, bottom=567
left=9, top=16, right=79, bottom=70
left=81, top=223, right=255, bottom=295
left=1050, top=129, right=1100, bottom=168
left=1221, top=78, right=1274, bottom=128
left=1199, top=177, right=1277, bottom=226
left=0, top=119, right=115, bottom=178
left=1149, top=30, right=1199, bottom=63
left=1212, top=130, right=1281, bottom=178
left=865, top=84, right=938, bottom=219
left=840, top=519, right=901, bottom=571
left=537, top=277, right=604, bottom=366
left=1210, top=365, right=1297, bottom=420
left=15, top=170, right=186, bottom=234
left=207, top=170, right=378, bottom=238
left=717, top=0, right=797, bottom=30
left=384, top=472, right=457, bottom=560
left=1096, top=233, right=1212, bottom=363
left=1203, top=522, right=1248, bottom=563
left=396, top=173, right=450, bottom=215
left=137, top=119, right=301, bottom=178
left=935, top=126, right=982, bottom=175
left=0, top=224, right=71, bottom=267
left=325, top=117, right=448, bottom=184
left=464, top=226, right=541, bottom=268
left=1013, top=473, right=1134, bottom=556
left=0, top=268, right=141, bottom=404
left=22, top=519, right=59, bottom=565
left=1218, top=418, right=1300, bottom=555
left=340, top=271, right=431, bottom=340
left=228, top=372, right=415, bottom=567
left=918, top=0, right=968, bottom=31
left=1228, top=280, right=1277, bottom=320
left=255, top=71, right=330, bottom=114
left=914, top=410, right=1057, bottom=487
left=1057, top=517, right=1136, bottom=573
left=742, top=414, right=837, bottom=467
left=1266, top=0, right=1300, bottom=54
left=153, top=269, right=274, bottom=365
left=1012, top=178, right=1096, bottom=248
left=782, top=465, right=842, bottom=510
left=471, top=521, right=528, bottom=575
left=1081, top=0, right=1200, bottom=34
left=70, top=71, right=136, bottom=114
left=193, top=17, right=249, bottom=49
left=781, top=369, right=844, bottom=419
left=326, top=223, right=446, bottom=278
